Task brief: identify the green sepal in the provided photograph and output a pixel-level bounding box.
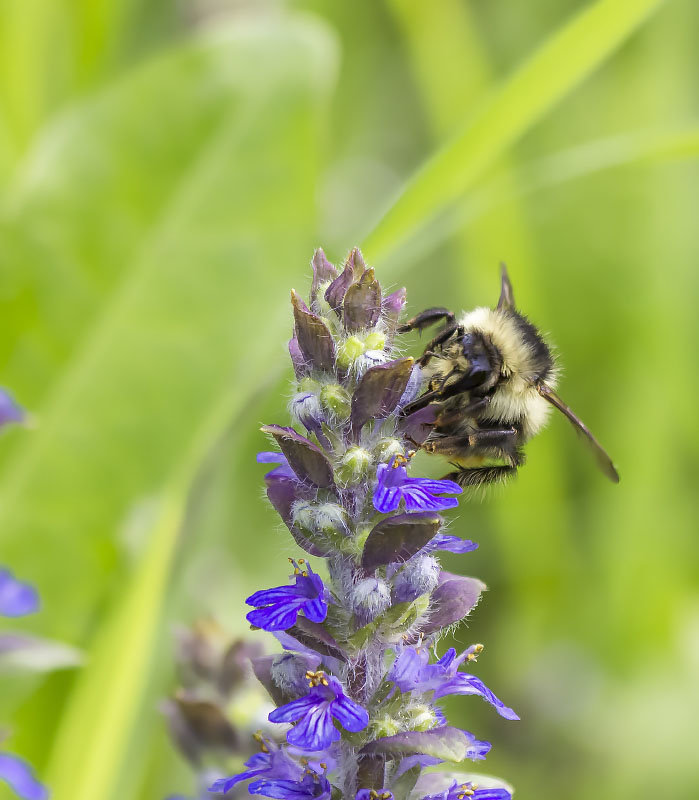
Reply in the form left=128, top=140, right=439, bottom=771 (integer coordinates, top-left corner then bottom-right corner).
left=347, top=594, right=430, bottom=651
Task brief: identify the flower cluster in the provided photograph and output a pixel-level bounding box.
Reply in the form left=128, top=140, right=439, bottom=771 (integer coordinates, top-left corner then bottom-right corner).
left=163, top=620, right=280, bottom=798
left=0, top=392, right=48, bottom=800
left=0, top=569, right=49, bottom=800
left=211, top=250, right=515, bottom=799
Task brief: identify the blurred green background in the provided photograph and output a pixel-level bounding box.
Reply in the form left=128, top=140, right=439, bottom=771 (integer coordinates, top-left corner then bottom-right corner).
left=1, top=0, right=698, bottom=798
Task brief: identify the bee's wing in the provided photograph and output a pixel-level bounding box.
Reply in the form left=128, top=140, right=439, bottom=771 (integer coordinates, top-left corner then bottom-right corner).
left=536, top=381, right=619, bottom=482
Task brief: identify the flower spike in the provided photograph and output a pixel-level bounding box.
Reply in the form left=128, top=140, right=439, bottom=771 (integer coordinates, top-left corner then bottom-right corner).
left=184, top=250, right=520, bottom=798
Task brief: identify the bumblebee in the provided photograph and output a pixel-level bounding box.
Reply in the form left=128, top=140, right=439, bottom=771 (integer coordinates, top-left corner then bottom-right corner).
left=399, top=267, right=619, bottom=487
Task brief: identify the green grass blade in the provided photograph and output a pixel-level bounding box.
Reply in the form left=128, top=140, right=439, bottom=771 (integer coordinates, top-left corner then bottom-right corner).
left=0, top=14, right=337, bottom=799
left=43, top=357, right=276, bottom=800
left=393, top=123, right=699, bottom=258
left=364, top=0, right=667, bottom=262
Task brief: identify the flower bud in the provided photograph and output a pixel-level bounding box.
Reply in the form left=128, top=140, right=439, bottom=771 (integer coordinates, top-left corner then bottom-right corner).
left=291, top=500, right=348, bottom=551
left=319, top=383, right=351, bottom=421
left=363, top=331, right=386, bottom=351
left=404, top=702, right=438, bottom=731
left=313, top=502, right=349, bottom=535
left=373, top=437, right=405, bottom=463
left=392, top=555, right=441, bottom=602
left=270, top=653, right=314, bottom=698
left=354, top=349, right=389, bottom=377
left=291, top=500, right=316, bottom=532
left=351, top=577, right=391, bottom=624
left=336, top=335, right=365, bottom=370
left=335, top=446, right=372, bottom=485
left=370, top=712, right=402, bottom=738
left=289, top=391, right=324, bottom=431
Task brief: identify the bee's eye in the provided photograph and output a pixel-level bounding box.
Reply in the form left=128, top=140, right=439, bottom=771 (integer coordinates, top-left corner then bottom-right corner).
left=461, top=332, right=493, bottom=376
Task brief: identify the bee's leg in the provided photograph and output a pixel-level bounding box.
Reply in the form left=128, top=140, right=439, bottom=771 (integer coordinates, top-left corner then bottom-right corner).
left=433, top=397, right=491, bottom=431
left=424, top=427, right=518, bottom=459
left=445, top=465, right=518, bottom=487
left=401, top=388, right=445, bottom=416
left=397, top=307, right=455, bottom=334
left=417, top=324, right=465, bottom=367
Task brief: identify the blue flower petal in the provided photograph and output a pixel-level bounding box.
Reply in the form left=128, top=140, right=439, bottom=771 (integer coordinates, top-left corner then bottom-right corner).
left=301, top=596, right=328, bottom=624
left=433, top=674, right=519, bottom=720
left=387, top=647, right=423, bottom=691
left=0, top=390, right=24, bottom=428
left=257, top=451, right=287, bottom=463
left=401, top=485, right=459, bottom=512
left=425, top=534, right=478, bottom=555
left=246, top=586, right=308, bottom=606
left=286, top=703, right=339, bottom=750
left=0, top=570, right=40, bottom=618
left=247, top=603, right=302, bottom=632
left=269, top=694, right=318, bottom=724
left=404, top=477, right=462, bottom=495
left=208, top=750, right=274, bottom=792
left=0, top=753, right=48, bottom=800
left=248, top=779, right=310, bottom=799
left=330, top=694, right=369, bottom=733
left=372, top=484, right=401, bottom=513
left=249, top=774, right=331, bottom=799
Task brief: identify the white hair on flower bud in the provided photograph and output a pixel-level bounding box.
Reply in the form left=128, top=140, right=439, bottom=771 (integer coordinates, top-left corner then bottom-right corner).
left=354, top=349, right=389, bottom=377
left=374, top=437, right=405, bottom=462
left=313, top=502, right=348, bottom=533
left=350, top=577, right=391, bottom=623
left=270, top=653, right=312, bottom=697
left=290, top=500, right=315, bottom=531
left=393, top=555, right=441, bottom=603
left=288, top=391, right=323, bottom=429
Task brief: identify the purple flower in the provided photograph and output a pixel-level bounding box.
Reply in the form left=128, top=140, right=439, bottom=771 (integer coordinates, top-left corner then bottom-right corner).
left=269, top=672, right=369, bottom=750
left=209, top=751, right=274, bottom=794
left=394, top=754, right=443, bottom=777
left=422, top=782, right=511, bottom=800
left=422, top=534, right=478, bottom=555
left=0, top=390, right=24, bottom=429
left=246, top=561, right=327, bottom=632
left=388, top=646, right=519, bottom=721
left=257, top=452, right=297, bottom=481
left=373, top=457, right=461, bottom=514
left=0, top=569, right=39, bottom=618
left=0, top=753, right=48, bottom=800
left=249, top=771, right=332, bottom=799
left=356, top=792, right=394, bottom=800
left=209, top=740, right=334, bottom=795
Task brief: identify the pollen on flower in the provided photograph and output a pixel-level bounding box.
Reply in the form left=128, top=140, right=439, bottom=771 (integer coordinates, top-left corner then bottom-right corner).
left=305, top=669, right=329, bottom=688
left=467, top=644, right=485, bottom=662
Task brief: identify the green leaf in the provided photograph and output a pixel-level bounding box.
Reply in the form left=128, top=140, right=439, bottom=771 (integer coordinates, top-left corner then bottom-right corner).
left=348, top=594, right=430, bottom=651
left=0, top=16, right=337, bottom=643
left=364, top=0, right=667, bottom=261
left=0, top=15, right=338, bottom=800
